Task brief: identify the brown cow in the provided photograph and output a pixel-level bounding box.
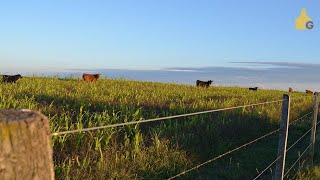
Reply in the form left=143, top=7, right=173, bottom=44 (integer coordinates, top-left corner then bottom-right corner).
left=82, top=73, right=101, bottom=82
left=306, top=90, right=313, bottom=94
left=2, top=74, right=22, bottom=83
left=289, top=87, right=293, bottom=92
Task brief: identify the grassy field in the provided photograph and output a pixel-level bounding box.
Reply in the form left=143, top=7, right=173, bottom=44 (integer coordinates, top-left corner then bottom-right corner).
left=0, top=77, right=318, bottom=179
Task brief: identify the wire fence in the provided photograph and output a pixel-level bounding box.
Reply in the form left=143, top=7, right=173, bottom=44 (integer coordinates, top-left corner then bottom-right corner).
left=283, top=120, right=320, bottom=178
left=254, top=115, right=318, bottom=179
left=253, top=154, right=283, bottom=180
left=167, top=129, right=280, bottom=180
left=284, top=143, right=313, bottom=177
left=51, top=99, right=283, bottom=136
left=169, top=110, right=315, bottom=180
left=289, top=111, right=314, bottom=125
left=49, top=95, right=317, bottom=179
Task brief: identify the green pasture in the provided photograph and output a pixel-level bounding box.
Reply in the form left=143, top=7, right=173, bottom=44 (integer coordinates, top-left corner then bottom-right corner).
left=0, top=77, right=317, bottom=179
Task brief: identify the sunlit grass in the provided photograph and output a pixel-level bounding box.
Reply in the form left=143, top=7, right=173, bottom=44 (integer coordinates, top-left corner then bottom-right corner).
left=297, top=166, right=320, bottom=179
left=0, top=77, right=315, bottom=179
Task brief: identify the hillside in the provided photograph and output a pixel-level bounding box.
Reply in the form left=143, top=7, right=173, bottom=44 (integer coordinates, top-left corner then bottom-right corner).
left=0, top=77, right=316, bottom=179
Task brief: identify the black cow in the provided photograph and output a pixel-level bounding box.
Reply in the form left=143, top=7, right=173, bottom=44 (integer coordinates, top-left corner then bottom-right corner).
left=196, top=80, right=213, bottom=88
left=249, top=87, right=258, bottom=91
left=2, top=74, right=23, bottom=83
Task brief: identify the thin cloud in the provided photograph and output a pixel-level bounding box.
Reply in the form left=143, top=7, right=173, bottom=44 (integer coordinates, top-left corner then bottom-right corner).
left=235, top=76, right=250, bottom=80
left=230, top=61, right=320, bottom=69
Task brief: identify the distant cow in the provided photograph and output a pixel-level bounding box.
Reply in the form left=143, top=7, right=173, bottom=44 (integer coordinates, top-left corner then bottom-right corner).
left=82, top=73, right=101, bottom=82
left=196, top=80, right=213, bottom=88
left=289, top=87, right=293, bottom=92
left=306, top=90, right=313, bottom=94
left=2, top=74, right=22, bottom=83
left=249, top=87, right=258, bottom=91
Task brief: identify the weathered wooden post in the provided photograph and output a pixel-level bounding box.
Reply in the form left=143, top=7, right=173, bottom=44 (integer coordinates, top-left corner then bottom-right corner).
left=0, top=109, right=54, bottom=180
left=275, top=94, right=290, bottom=180
left=310, top=92, right=319, bottom=166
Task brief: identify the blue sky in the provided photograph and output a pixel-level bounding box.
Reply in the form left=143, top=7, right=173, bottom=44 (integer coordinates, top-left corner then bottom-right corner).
left=0, top=0, right=319, bottom=71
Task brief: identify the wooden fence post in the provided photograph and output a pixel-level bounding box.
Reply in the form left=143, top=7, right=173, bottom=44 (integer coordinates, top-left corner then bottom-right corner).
left=310, top=92, right=319, bottom=166
left=275, top=94, right=290, bottom=180
left=0, top=109, right=54, bottom=180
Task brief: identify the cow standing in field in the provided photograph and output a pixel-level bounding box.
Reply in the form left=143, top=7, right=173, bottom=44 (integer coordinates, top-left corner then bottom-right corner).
left=82, top=73, right=101, bottom=82
left=306, top=90, right=313, bottom=94
left=2, top=74, right=22, bottom=83
left=196, top=80, right=213, bottom=88
left=249, top=87, right=258, bottom=91
left=289, top=87, right=293, bottom=92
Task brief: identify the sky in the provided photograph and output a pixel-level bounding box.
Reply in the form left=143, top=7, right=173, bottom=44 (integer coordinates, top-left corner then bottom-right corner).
left=0, top=0, right=320, bottom=71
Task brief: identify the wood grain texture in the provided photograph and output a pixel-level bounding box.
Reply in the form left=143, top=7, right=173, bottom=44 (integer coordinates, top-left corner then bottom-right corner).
left=310, top=92, right=319, bottom=165
left=0, top=109, right=54, bottom=180
left=275, top=94, right=290, bottom=180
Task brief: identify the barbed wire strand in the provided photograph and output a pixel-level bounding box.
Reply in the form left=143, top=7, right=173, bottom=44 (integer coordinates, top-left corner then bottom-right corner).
left=284, top=120, right=320, bottom=178
left=284, top=143, right=312, bottom=178
left=253, top=155, right=283, bottom=180
left=254, top=114, right=317, bottom=179
left=289, top=111, right=313, bottom=125
left=292, top=131, right=320, bottom=180
left=167, top=129, right=280, bottom=180
left=286, top=121, right=319, bottom=153
left=51, top=99, right=283, bottom=136
left=49, top=96, right=312, bottom=179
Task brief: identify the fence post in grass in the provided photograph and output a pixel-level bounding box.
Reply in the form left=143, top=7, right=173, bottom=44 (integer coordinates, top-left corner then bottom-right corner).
left=0, top=109, right=55, bottom=180
left=275, top=94, right=290, bottom=180
left=310, top=92, right=319, bottom=166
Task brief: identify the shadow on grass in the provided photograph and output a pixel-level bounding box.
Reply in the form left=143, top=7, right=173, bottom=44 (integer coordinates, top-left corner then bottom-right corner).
left=16, top=92, right=315, bottom=180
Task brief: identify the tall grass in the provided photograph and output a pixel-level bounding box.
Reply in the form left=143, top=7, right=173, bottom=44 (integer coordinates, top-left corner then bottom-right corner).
left=0, top=77, right=315, bottom=179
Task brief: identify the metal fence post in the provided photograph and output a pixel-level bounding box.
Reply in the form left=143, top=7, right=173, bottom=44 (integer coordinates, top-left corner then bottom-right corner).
left=310, top=92, right=319, bottom=166
left=275, top=94, right=290, bottom=180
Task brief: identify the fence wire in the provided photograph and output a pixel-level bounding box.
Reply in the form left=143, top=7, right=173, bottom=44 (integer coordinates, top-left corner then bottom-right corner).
left=168, top=110, right=314, bottom=180
left=51, top=99, right=282, bottom=136
left=49, top=95, right=315, bottom=179
left=253, top=155, right=282, bottom=180
left=167, top=129, right=280, bottom=180
left=289, top=111, right=314, bottom=125
left=284, top=143, right=312, bottom=177
left=284, top=120, right=320, bottom=178
left=254, top=113, right=317, bottom=179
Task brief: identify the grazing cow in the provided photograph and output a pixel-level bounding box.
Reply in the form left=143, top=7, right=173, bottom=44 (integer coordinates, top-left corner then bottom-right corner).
left=249, top=87, right=258, bottom=91
left=306, top=90, right=313, bottom=94
left=196, top=80, right=213, bottom=88
left=289, top=87, right=293, bottom=92
left=82, top=73, right=101, bottom=82
left=2, top=74, right=22, bottom=83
